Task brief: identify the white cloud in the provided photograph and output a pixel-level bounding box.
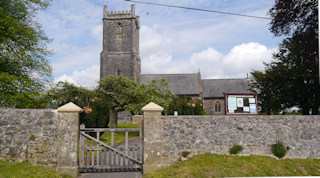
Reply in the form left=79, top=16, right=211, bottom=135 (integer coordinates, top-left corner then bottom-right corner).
left=52, top=45, right=100, bottom=75
left=222, top=42, right=274, bottom=76
left=54, top=65, right=100, bottom=88
left=91, top=25, right=103, bottom=42
left=141, top=42, right=275, bottom=79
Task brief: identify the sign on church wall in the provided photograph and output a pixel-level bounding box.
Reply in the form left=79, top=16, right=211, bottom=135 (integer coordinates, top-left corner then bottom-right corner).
left=224, top=93, right=258, bottom=115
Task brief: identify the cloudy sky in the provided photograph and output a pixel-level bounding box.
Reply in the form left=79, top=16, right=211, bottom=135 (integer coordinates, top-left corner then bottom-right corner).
left=38, top=0, right=283, bottom=88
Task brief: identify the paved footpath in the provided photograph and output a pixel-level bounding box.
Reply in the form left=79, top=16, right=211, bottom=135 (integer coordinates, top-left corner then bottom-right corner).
left=80, top=171, right=142, bottom=178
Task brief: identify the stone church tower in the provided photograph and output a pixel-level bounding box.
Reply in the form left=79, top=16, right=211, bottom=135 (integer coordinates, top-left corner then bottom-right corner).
left=100, top=5, right=141, bottom=82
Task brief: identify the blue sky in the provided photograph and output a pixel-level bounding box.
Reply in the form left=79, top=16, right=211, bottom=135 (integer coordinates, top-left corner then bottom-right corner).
left=38, top=0, right=283, bottom=88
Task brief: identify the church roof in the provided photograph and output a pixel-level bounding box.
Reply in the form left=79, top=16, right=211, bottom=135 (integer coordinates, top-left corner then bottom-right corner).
left=202, top=78, right=250, bottom=98
left=140, top=73, right=200, bottom=95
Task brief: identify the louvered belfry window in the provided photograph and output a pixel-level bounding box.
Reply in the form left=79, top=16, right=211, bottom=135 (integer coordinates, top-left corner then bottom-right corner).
left=116, top=22, right=123, bottom=40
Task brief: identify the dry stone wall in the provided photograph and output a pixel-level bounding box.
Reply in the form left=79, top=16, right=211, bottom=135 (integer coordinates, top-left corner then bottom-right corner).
left=0, top=103, right=81, bottom=177
left=143, top=108, right=320, bottom=173
left=0, top=108, right=59, bottom=167
left=161, top=115, right=320, bottom=161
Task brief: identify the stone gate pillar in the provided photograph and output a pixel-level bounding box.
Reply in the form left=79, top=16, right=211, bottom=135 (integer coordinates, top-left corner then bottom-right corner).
left=142, top=102, right=165, bottom=174
left=57, top=102, right=82, bottom=177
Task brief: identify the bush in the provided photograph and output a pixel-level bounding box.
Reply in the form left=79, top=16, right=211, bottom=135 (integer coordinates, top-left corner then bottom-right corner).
left=229, top=145, right=243, bottom=154
left=182, top=151, right=190, bottom=158
left=271, top=141, right=289, bottom=159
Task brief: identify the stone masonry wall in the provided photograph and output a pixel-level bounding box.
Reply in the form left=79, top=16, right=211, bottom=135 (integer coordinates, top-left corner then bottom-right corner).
left=0, top=103, right=81, bottom=177
left=143, top=113, right=320, bottom=173
left=0, top=108, right=59, bottom=167
left=162, top=115, right=320, bottom=160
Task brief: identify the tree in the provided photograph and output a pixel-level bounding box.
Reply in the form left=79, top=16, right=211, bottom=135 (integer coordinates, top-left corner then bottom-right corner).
left=251, top=0, right=319, bottom=115
left=167, top=95, right=206, bottom=115
left=99, top=76, right=174, bottom=128
left=0, top=0, right=52, bottom=108
left=48, top=82, right=110, bottom=128
left=269, top=0, right=318, bottom=36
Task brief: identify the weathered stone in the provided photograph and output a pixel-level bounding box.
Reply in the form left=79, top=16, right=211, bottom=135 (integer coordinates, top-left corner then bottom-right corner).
left=143, top=112, right=320, bottom=174
left=0, top=103, right=81, bottom=177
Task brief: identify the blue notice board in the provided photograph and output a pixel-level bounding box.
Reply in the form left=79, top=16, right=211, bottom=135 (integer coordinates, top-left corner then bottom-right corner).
left=228, top=97, right=237, bottom=110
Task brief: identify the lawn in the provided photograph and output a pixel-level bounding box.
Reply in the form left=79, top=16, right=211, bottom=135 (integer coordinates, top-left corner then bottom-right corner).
left=0, top=160, right=72, bottom=178
left=84, top=123, right=140, bottom=147
left=145, top=153, right=320, bottom=177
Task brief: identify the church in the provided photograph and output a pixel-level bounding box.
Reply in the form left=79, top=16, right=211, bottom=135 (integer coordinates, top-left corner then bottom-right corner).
left=100, top=5, right=258, bottom=115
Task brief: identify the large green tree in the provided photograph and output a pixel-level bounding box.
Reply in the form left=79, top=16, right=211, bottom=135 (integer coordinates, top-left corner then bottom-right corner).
left=251, top=0, right=319, bottom=115
left=48, top=81, right=110, bottom=128
left=0, top=0, right=52, bottom=108
left=167, top=95, right=206, bottom=115
left=99, top=76, right=174, bottom=128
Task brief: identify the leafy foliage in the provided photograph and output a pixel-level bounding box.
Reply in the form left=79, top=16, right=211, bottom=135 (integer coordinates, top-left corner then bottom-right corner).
left=271, top=141, right=290, bottom=159
left=182, top=151, right=191, bottom=158
left=49, top=82, right=109, bottom=128
left=269, top=0, right=318, bottom=36
left=0, top=0, right=52, bottom=108
left=167, top=95, right=206, bottom=115
left=99, top=76, right=174, bottom=128
left=229, top=145, right=243, bottom=155
left=251, top=0, right=319, bottom=115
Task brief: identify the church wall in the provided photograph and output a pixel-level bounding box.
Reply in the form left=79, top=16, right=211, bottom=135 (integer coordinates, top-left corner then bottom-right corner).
left=102, top=19, right=134, bottom=53
left=100, top=53, right=135, bottom=79
left=203, top=98, right=225, bottom=115
left=100, top=5, right=140, bottom=82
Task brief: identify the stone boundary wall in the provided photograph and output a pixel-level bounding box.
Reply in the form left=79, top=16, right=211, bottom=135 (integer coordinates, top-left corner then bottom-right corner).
left=0, top=103, right=81, bottom=177
left=0, top=108, right=58, bottom=166
left=142, top=104, right=320, bottom=173
left=161, top=115, right=320, bottom=159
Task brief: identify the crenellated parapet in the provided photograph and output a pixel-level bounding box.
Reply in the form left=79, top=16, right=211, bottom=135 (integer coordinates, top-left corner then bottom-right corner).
left=103, top=4, right=136, bottom=19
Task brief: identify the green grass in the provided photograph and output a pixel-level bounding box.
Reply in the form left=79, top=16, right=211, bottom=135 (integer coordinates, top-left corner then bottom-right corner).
left=0, top=160, right=72, bottom=178
left=85, top=123, right=140, bottom=147
left=145, top=153, right=320, bottom=177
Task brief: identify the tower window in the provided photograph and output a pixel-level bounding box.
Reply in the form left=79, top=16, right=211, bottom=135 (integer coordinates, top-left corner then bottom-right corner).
left=117, top=70, right=120, bottom=76
left=214, top=101, right=221, bottom=112
left=116, top=22, right=123, bottom=40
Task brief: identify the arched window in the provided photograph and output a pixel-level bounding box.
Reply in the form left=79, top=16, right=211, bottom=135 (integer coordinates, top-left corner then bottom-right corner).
left=115, top=22, right=123, bottom=40
left=214, top=101, right=221, bottom=112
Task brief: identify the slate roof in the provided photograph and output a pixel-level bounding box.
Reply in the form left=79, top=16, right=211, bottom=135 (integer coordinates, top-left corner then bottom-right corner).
left=140, top=73, right=200, bottom=95
left=202, top=78, right=250, bottom=98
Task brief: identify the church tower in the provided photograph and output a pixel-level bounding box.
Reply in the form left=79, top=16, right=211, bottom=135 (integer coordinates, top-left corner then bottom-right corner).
left=100, top=5, right=141, bottom=82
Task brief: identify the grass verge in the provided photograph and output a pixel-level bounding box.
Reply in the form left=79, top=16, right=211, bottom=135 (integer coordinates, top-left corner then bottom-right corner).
left=85, top=123, right=140, bottom=147
left=144, top=153, right=320, bottom=177
left=0, top=160, right=72, bottom=178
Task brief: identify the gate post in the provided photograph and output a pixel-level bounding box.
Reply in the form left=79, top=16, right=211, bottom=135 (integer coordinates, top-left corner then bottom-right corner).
left=57, top=102, right=82, bottom=177
left=141, top=102, right=164, bottom=174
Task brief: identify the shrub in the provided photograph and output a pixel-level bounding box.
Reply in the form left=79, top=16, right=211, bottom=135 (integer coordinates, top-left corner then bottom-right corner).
left=229, top=145, right=243, bottom=154
left=182, top=151, right=191, bottom=158
left=271, top=141, right=289, bottom=159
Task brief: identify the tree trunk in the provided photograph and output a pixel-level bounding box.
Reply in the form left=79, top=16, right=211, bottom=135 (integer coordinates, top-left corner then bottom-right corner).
left=312, top=104, right=319, bottom=115
left=109, top=108, right=118, bottom=128
left=302, top=107, right=310, bottom=115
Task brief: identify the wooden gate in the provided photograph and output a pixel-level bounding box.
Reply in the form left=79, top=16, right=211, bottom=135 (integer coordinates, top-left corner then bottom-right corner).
left=79, top=124, right=143, bottom=172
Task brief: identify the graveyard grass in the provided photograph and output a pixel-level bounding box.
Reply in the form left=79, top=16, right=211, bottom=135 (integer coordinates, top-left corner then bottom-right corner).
left=145, top=153, right=320, bottom=177
left=0, top=160, right=72, bottom=177
left=85, top=123, right=140, bottom=147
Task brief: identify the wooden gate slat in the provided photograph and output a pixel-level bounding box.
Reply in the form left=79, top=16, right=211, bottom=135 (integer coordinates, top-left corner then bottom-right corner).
left=80, top=132, right=142, bottom=164
left=79, top=126, right=143, bottom=172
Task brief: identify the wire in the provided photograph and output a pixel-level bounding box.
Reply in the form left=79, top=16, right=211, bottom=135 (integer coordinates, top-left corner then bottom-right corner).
left=125, top=0, right=270, bottom=20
